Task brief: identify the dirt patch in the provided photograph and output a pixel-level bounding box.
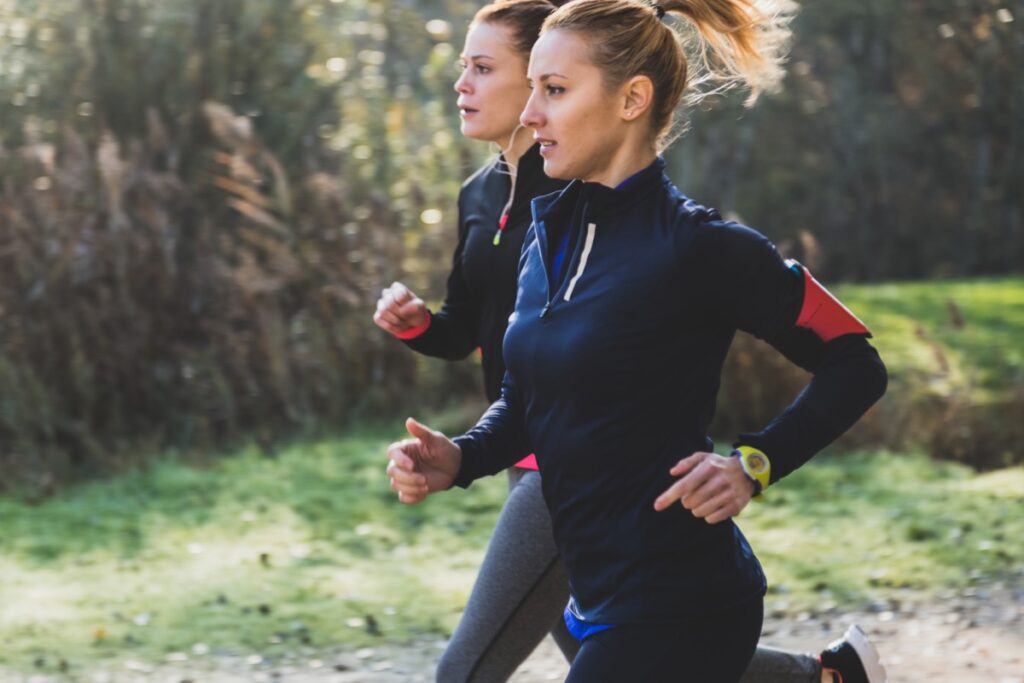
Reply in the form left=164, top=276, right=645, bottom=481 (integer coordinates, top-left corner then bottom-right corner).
left=6, top=583, right=1021, bottom=682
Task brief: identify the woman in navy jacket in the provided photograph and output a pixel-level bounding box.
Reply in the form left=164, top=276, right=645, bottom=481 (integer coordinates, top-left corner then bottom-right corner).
left=383, top=1, right=887, bottom=681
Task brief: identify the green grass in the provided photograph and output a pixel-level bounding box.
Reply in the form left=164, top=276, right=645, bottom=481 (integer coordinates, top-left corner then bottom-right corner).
left=1, top=429, right=1021, bottom=675
left=749, top=450, right=1024, bottom=606
left=834, top=276, right=1024, bottom=395
left=0, top=429, right=509, bottom=672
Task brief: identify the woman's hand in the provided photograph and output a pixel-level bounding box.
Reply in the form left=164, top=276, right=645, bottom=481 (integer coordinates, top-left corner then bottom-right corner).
left=373, top=282, right=428, bottom=336
left=386, top=418, right=462, bottom=504
left=653, top=451, right=755, bottom=523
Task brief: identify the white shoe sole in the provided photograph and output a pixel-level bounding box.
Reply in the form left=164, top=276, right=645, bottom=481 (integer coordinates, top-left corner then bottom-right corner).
left=845, top=624, right=888, bottom=683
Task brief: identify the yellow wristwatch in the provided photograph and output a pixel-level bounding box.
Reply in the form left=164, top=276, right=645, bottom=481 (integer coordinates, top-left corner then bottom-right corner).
left=732, top=446, right=771, bottom=501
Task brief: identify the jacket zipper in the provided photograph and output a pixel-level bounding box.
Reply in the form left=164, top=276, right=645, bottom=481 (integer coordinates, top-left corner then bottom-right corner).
left=540, top=201, right=593, bottom=319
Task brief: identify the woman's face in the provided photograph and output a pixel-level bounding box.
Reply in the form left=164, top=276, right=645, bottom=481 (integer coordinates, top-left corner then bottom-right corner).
left=454, top=21, right=531, bottom=145
left=520, top=29, right=629, bottom=182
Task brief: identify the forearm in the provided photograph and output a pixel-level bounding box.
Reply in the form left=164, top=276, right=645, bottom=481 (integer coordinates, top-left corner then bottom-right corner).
left=401, top=309, right=479, bottom=360
left=739, top=340, right=887, bottom=483
left=451, top=385, right=531, bottom=488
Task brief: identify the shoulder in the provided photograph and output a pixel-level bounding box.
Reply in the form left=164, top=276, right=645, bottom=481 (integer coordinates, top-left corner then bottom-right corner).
left=457, top=156, right=502, bottom=207
left=689, top=219, right=775, bottom=260
left=659, top=181, right=770, bottom=258
left=462, top=156, right=497, bottom=189
left=663, top=192, right=779, bottom=278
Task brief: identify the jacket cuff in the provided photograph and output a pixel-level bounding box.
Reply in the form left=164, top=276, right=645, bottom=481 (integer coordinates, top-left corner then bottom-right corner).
left=451, top=434, right=483, bottom=489
left=393, top=311, right=432, bottom=340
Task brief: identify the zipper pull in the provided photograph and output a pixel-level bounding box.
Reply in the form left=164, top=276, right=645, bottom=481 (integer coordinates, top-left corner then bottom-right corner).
left=493, top=213, right=509, bottom=246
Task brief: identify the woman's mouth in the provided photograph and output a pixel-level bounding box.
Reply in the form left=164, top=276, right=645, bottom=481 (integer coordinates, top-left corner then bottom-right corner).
left=536, top=136, right=557, bottom=155
left=459, top=107, right=479, bottom=118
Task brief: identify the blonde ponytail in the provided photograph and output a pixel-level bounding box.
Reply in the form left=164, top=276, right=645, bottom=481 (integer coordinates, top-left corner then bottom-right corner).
left=543, top=0, right=796, bottom=148
left=662, top=0, right=795, bottom=105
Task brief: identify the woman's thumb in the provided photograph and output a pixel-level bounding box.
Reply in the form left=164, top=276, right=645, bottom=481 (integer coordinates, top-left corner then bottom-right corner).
left=405, top=417, right=434, bottom=443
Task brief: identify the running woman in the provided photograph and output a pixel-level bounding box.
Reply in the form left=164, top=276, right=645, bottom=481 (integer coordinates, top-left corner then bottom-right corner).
left=377, top=1, right=886, bottom=681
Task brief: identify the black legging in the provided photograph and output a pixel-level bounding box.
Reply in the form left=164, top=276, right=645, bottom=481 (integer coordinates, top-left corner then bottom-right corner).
left=565, top=598, right=764, bottom=683
left=436, top=468, right=815, bottom=682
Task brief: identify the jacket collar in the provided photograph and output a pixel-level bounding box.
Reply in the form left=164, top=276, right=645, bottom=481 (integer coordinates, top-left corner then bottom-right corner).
left=530, top=156, right=667, bottom=226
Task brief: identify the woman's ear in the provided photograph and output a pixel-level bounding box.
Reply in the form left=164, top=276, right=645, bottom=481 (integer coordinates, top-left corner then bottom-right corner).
left=620, top=75, right=654, bottom=122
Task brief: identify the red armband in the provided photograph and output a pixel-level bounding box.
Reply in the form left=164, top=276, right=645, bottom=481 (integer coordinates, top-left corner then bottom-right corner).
left=393, top=311, right=432, bottom=340
left=514, top=454, right=538, bottom=470
left=788, top=261, right=870, bottom=342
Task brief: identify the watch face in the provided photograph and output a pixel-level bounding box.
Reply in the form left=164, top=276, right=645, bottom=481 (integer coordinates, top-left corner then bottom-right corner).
left=746, top=452, right=768, bottom=475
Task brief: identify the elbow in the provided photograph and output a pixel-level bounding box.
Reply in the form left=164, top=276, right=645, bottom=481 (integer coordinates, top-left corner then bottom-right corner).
left=868, top=350, right=888, bottom=405
left=434, top=348, right=472, bottom=361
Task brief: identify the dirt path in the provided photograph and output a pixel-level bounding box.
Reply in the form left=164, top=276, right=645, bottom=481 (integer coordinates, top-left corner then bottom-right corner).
left=7, top=583, right=1021, bottom=682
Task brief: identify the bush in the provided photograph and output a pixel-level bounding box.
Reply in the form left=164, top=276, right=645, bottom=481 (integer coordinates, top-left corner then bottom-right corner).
left=0, top=104, right=425, bottom=492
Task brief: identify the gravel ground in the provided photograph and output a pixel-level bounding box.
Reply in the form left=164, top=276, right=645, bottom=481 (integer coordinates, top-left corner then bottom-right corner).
left=5, top=583, right=1021, bottom=683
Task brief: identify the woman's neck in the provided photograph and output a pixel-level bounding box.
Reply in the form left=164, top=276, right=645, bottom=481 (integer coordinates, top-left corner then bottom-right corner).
left=586, top=145, right=658, bottom=189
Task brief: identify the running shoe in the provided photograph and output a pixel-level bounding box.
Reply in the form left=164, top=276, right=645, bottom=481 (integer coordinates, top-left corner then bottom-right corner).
left=819, top=624, right=887, bottom=683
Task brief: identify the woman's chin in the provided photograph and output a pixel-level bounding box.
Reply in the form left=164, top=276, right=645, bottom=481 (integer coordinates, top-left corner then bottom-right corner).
left=541, top=158, right=572, bottom=180
left=460, top=122, right=489, bottom=141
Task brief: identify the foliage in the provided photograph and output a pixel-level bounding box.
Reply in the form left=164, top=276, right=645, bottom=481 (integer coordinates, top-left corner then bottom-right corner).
left=0, top=429, right=1020, bottom=672
left=668, top=0, right=1023, bottom=281
left=0, top=0, right=484, bottom=491
left=0, top=0, right=1020, bottom=488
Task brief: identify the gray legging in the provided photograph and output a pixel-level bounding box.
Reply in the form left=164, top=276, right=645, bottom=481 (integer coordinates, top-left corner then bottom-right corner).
left=436, top=469, right=823, bottom=683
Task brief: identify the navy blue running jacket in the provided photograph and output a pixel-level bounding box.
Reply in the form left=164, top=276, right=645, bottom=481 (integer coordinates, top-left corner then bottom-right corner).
left=451, top=157, right=887, bottom=625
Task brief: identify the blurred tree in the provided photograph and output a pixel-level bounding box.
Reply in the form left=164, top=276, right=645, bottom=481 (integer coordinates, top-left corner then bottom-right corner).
left=0, top=0, right=1020, bottom=489
left=666, top=0, right=1022, bottom=280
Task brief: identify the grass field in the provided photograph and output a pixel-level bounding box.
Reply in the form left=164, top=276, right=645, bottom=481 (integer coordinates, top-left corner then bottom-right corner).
left=1, top=429, right=1021, bottom=673
left=835, top=276, right=1024, bottom=395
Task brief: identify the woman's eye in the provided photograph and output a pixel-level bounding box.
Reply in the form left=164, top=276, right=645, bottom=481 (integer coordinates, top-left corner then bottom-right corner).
left=547, top=85, right=564, bottom=95
left=476, top=65, right=491, bottom=74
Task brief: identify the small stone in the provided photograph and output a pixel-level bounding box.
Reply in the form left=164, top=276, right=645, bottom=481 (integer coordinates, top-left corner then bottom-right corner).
left=124, top=661, right=152, bottom=673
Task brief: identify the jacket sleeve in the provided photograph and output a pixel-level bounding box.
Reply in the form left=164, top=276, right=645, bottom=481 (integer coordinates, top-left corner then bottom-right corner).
left=688, top=220, right=888, bottom=484
left=401, top=191, right=481, bottom=360
left=451, top=370, right=532, bottom=488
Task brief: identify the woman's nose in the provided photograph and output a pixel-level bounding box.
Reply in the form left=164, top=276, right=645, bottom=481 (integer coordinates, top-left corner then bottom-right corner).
left=454, top=69, right=471, bottom=94
left=520, top=91, right=542, bottom=129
